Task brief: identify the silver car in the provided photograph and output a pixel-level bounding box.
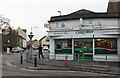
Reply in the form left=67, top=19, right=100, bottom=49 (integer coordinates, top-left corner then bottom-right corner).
left=12, top=47, right=24, bottom=53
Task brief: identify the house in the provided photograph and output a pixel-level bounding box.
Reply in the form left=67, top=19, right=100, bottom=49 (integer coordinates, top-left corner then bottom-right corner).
left=39, top=36, right=50, bottom=49
left=2, top=27, right=19, bottom=51
left=32, top=39, right=39, bottom=49
left=16, top=27, right=27, bottom=49
left=2, top=27, right=27, bottom=51
left=47, top=0, right=120, bottom=61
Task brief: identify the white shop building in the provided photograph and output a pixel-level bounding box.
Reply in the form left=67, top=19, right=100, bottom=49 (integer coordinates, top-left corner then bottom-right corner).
left=47, top=0, right=120, bottom=61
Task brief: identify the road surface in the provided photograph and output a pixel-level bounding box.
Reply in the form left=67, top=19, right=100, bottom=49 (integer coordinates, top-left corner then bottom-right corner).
left=1, top=50, right=119, bottom=77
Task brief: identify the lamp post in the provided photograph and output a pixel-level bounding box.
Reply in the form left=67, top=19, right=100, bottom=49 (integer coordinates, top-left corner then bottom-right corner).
left=28, top=27, right=38, bottom=59
left=58, top=11, right=61, bottom=16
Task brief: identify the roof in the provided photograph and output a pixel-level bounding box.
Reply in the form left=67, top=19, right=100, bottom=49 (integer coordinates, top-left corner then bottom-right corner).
left=107, top=1, right=120, bottom=13
left=49, top=1, right=120, bottom=22
left=16, top=27, right=27, bottom=39
left=22, top=29, right=27, bottom=33
left=39, top=36, right=46, bottom=41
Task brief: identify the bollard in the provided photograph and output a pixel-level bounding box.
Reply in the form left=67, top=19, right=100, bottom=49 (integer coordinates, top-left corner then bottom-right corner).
left=20, top=51, right=23, bottom=64
left=78, top=53, right=80, bottom=64
left=34, top=54, right=37, bottom=67
left=65, top=55, right=68, bottom=66
left=105, top=55, right=108, bottom=71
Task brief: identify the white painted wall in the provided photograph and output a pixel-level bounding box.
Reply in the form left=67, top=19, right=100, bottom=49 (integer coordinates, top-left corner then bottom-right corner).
left=118, top=35, right=120, bottom=61
left=50, top=18, right=119, bottom=30
left=56, top=54, right=73, bottom=60
left=50, top=20, right=80, bottom=29
left=49, top=38, right=55, bottom=59
left=23, top=39, right=26, bottom=48
left=93, top=55, right=119, bottom=61
left=49, top=18, right=119, bottom=61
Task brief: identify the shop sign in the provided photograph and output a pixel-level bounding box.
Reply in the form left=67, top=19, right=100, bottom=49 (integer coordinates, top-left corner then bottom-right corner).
left=46, top=37, right=50, bottom=42
left=48, top=32, right=68, bottom=36
left=103, top=30, right=120, bottom=34
left=53, top=32, right=67, bottom=35
left=61, top=23, right=65, bottom=27
left=75, top=30, right=93, bottom=34
left=44, top=24, right=51, bottom=29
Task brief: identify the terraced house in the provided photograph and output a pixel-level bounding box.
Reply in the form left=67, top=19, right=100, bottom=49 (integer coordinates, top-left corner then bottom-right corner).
left=48, top=0, right=120, bottom=61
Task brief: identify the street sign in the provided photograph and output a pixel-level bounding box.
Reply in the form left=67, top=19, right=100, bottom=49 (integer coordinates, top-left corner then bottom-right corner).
left=61, top=23, right=65, bottom=27
left=28, top=35, right=34, bottom=40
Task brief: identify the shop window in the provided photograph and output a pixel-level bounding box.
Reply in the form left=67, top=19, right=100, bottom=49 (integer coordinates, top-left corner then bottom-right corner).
left=55, top=39, right=72, bottom=54
left=74, top=41, right=82, bottom=48
left=84, top=41, right=92, bottom=48
left=95, top=39, right=117, bottom=54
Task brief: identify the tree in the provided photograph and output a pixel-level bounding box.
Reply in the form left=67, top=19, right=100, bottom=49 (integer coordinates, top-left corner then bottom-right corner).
left=0, top=15, right=10, bottom=32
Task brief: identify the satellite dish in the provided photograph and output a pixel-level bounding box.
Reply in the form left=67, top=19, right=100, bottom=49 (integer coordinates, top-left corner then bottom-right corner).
left=80, top=18, right=84, bottom=25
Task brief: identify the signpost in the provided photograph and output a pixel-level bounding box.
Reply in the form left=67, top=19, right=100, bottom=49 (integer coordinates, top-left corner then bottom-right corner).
left=28, top=32, right=34, bottom=59
left=28, top=35, right=34, bottom=40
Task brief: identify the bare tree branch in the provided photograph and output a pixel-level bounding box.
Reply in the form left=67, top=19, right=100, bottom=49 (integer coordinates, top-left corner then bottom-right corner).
left=0, top=15, right=10, bottom=32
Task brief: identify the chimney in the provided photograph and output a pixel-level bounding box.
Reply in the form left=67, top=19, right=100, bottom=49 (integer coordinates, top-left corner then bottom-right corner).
left=107, top=0, right=120, bottom=14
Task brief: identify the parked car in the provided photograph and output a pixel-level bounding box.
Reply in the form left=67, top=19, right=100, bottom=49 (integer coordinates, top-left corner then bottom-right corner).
left=12, top=47, right=24, bottom=53
left=43, top=46, right=48, bottom=50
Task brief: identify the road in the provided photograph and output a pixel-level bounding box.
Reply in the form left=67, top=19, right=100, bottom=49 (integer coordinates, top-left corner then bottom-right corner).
left=1, top=50, right=119, bottom=77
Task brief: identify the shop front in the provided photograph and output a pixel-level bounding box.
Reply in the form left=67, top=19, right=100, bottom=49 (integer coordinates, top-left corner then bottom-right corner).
left=48, top=0, right=120, bottom=61
left=48, top=28, right=119, bottom=61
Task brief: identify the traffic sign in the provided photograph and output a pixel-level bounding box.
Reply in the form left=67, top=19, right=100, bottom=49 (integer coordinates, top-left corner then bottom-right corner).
left=28, top=35, right=34, bottom=40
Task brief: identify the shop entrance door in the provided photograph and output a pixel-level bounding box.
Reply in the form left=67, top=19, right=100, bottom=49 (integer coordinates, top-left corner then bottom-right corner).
left=74, top=39, right=93, bottom=60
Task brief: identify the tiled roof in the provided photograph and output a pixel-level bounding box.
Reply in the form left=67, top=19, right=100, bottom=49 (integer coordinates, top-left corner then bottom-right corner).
left=49, top=1, right=120, bottom=22
left=39, top=36, right=46, bottom=41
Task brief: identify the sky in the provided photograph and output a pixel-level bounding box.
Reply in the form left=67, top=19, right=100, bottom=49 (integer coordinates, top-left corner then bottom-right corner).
left=0, top=0, right=109, bottom=40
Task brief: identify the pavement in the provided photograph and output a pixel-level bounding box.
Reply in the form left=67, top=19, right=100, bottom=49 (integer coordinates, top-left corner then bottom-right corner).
left=3, top=50, right=120, bottom=76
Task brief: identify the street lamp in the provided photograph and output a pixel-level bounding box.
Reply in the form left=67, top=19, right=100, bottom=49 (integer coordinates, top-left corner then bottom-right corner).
left=58, top=11, right=61, bottom=16
left=28, top=27, right=38, bottom=59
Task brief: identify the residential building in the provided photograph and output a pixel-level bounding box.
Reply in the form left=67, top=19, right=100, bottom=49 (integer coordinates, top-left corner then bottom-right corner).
left=27, top=39, right=39, bottom=49
left=39, top=36, right=50, bottom=48
left=48, top=0, right=120, bottom=61
left=2, top=27, right=27, bottom=51
left=32, top=39, right=39, bottom=49
left=2, top=27, right=19, bottom=51
left=16, top=27, right=27, bottom=49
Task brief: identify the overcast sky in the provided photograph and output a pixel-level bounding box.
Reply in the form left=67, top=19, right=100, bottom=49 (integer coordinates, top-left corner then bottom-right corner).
left=0, top=0, right=109, bottom=40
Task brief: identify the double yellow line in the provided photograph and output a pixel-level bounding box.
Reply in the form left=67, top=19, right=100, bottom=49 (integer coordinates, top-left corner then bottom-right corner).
left=5, top=61, right=16, bottom=67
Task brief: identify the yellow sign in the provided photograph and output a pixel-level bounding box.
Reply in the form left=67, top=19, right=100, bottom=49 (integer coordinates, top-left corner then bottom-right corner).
left=46, top=37, right=49, bottom=40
